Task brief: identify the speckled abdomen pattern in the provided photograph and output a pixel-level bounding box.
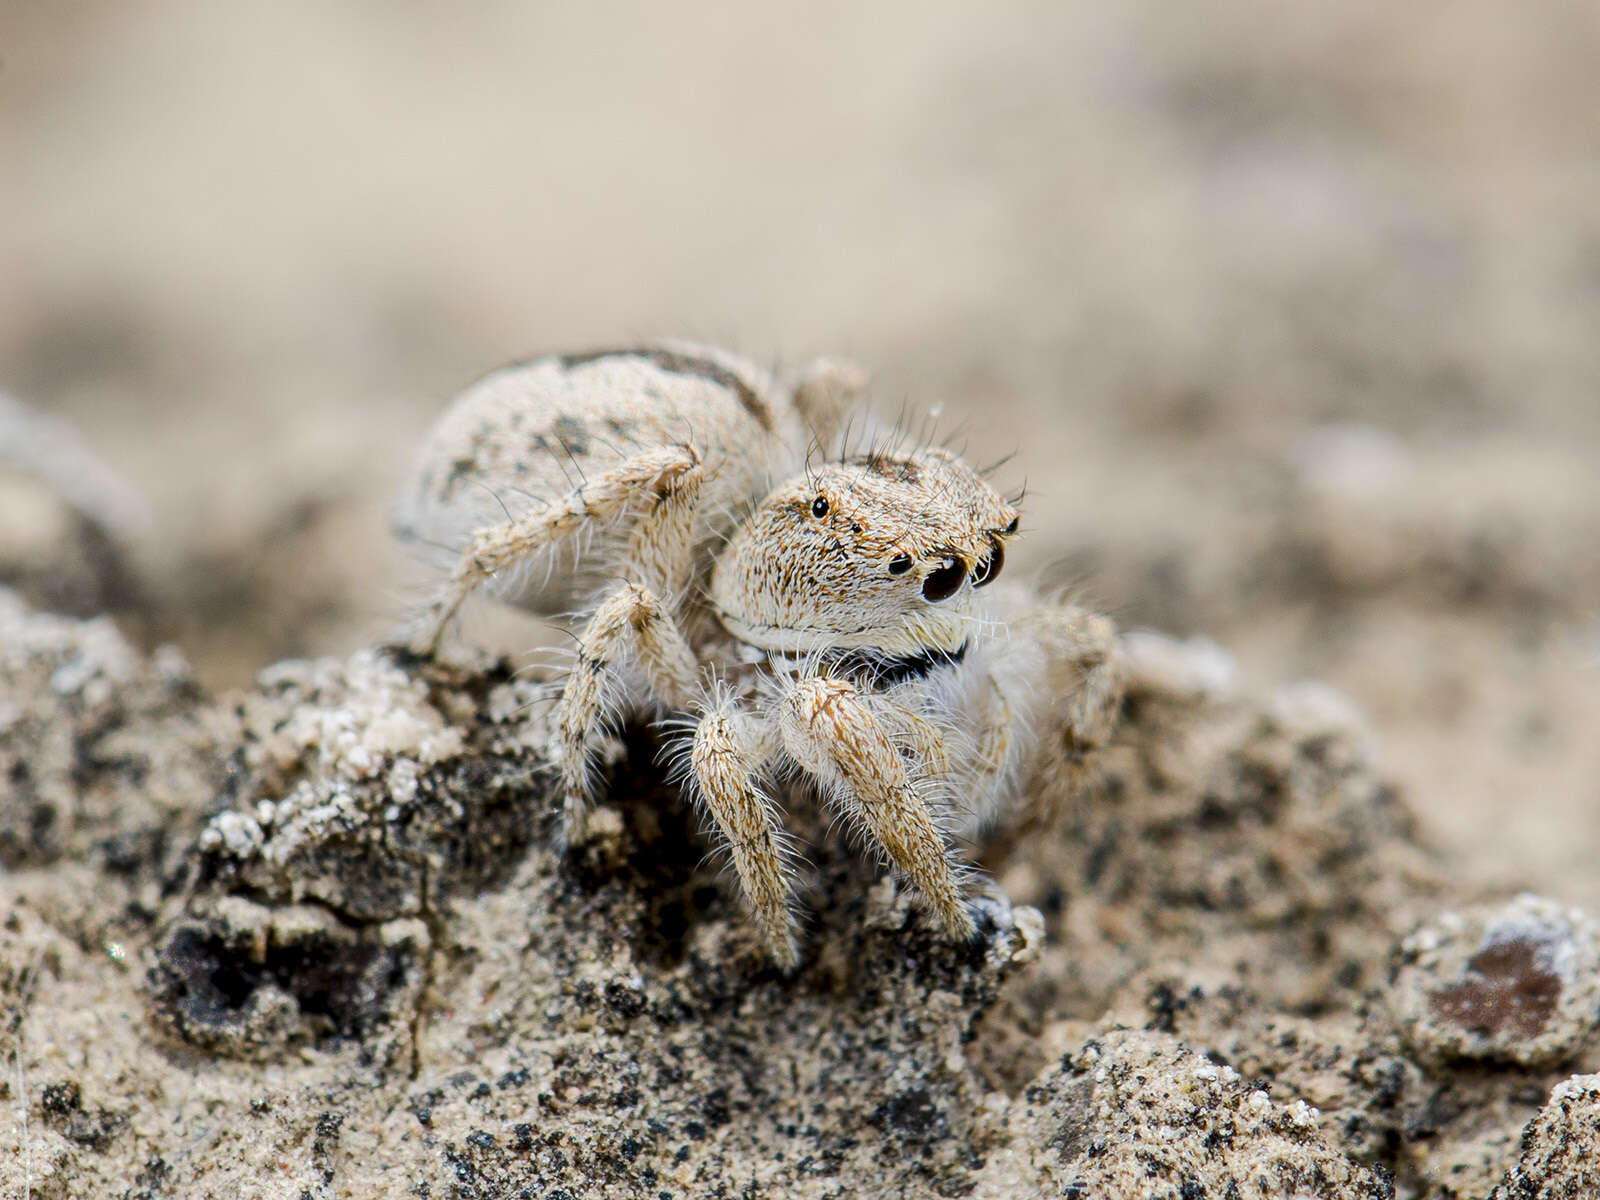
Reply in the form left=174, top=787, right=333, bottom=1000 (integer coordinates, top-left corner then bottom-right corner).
left=393, top=346, right=799, bottom=616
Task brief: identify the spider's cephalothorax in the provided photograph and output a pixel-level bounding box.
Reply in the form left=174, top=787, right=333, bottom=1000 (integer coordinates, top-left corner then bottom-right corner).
left=710, top=450, right=1015, bottom=658
left=397, top=342, right=1123, bottom=967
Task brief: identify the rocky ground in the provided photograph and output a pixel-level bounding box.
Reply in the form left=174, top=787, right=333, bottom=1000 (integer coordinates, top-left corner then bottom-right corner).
left=6, top=4, right=1600, bottom=1196
left=1, top=520, right=1597, bottom=1195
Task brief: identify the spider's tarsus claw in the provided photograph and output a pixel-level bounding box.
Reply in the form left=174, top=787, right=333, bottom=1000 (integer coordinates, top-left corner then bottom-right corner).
left=939, top=900, right=979, bottom=942
left=406, top=614, right=449, bottom=660
left=765, top=931, right=801, bottom=972
left=750, top=902, right=801, bottom=970
left=556, top=808, right=587, bottom=855
left=960, top=896, right=1003, bottom=941
left=382, top=641, right=431, bottom=671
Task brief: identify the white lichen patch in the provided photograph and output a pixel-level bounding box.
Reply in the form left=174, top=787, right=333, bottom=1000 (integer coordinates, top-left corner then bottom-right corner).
left=253, top=649, right=464, bottom=782
left=1267, top=679, right=1377, bottom=754
left=183, top=646, right=545, bottom=924
left=198, top=810, right=265, bottom=858
left=0, top=588, right=141, bottom=692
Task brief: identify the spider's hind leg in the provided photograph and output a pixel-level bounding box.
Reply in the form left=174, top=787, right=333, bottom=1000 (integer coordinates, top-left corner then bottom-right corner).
left=410, top=443, right=702, bottom=656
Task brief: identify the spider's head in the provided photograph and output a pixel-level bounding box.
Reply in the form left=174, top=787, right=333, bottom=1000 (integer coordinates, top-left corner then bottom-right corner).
left=709, top=448, right=1018, bottom=658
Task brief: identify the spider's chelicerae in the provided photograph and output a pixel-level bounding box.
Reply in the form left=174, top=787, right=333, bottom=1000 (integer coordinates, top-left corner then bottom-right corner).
left=396, top=343, right=1124, bottom=967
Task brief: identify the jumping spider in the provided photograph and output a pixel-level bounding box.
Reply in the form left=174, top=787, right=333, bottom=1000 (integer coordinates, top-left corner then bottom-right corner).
left=396, top=343, right=1123, bottom=967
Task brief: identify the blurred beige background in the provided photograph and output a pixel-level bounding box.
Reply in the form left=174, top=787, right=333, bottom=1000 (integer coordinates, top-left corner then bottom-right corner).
left=4, top=2, right=1598, bottom=902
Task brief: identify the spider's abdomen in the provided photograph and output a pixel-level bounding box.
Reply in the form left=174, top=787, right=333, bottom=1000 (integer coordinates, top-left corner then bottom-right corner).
left=395, top=344, right=793, bottom=615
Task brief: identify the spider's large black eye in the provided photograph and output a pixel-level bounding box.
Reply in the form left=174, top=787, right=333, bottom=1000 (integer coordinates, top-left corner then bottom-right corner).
left=888, top=554, right=913, bottom=576
left=921, top=558, right=966, bottom=602
left=971, top=538, right=1005, bottom=587
left=1005, top=515, right=1020, bottom=534
left=811, top=496, right=830, bottom=519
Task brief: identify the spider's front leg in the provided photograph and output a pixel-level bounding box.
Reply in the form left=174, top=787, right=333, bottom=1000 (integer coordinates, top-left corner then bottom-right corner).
left=778, top=676, right=975, bottom=941
left=410, top=443, right=702, bottom=656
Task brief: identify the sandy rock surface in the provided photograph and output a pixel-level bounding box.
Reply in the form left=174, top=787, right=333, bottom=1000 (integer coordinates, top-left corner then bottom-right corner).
left=3, top=590, right=1596, bottom=1198
left=1488, top=1073, right=1600, bottom=1200
left=7, top=8, right=1600, bottom=1194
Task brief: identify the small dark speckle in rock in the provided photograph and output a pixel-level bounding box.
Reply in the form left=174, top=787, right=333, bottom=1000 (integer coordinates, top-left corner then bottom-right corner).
left=871, top=1085, right=948, bottom=1141
left=699, top=1087, right=731, bottom=1127
left=39, top=1079, right=123, bottom=1150
left=466, top=1130, right=495, bottom=1149
left=41, top=1080, right=81, bottom=1115
left=1145, top=982, right=1184, bottom=1033
left=604, top=979, right=647, bottom=1018
left=416, top=1108, right=432, bottom=1126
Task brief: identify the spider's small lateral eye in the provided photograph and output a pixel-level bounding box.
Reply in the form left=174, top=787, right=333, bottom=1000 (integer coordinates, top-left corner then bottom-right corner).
left=1004, top=515, right=1020, bottom=535
left=888, top=554, right=914, bottom=576
left=810, top=496, right=830, bottom=519
left=921, top=558, right=966, bottom=603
